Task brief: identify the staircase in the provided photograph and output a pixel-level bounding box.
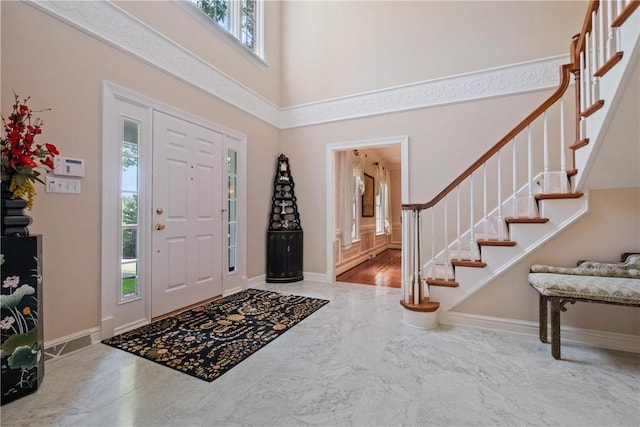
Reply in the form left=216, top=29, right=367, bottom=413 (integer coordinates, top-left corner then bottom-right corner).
left=400, top=0, right=640, bottom=328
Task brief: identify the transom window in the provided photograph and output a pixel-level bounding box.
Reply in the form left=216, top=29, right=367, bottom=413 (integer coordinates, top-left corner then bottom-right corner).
left=191, top=0, right=263, bottom=58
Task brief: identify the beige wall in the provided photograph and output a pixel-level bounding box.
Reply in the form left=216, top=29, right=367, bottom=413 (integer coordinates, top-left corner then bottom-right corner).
left=1, top=1, right=280, bottom=340
left=454, top=187, right=640, bottom=335
left=280, top=0, right=586, bottom=106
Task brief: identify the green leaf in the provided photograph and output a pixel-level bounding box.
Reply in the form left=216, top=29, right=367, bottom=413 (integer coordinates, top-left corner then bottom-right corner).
left=1, top=328, right=38, bottom=355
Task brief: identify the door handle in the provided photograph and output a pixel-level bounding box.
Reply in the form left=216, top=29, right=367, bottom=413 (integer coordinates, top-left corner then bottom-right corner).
left=155, top=223, right=166, bottom=231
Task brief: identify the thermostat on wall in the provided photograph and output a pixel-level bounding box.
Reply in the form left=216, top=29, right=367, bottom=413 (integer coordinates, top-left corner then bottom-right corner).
left=53, top=156, right=85, bottom=177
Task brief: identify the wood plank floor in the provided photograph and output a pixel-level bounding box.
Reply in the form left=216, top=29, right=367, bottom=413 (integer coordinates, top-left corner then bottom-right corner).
left=336, top=249, right=401, bottom=288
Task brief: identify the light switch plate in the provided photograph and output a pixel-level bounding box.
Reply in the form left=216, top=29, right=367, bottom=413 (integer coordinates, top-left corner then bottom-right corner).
left=45, top=176, right=81, bottom=194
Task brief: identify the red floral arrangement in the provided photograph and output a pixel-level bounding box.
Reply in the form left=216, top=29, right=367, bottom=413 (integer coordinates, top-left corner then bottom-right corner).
left=1, top=92, right=59, bottom=209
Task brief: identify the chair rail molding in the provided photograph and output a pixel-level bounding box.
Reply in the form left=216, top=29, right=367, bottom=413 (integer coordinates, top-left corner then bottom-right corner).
left=28, top=0, right=566, bottom=130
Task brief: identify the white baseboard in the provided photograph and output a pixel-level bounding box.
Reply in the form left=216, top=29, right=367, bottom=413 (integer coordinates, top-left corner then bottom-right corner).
left=439, top=311, right=640, bottom=354
left=303, top=272, right=330, bottom=283
left=247, top=274, right=266, bottom=287
left=249, top=272, right=330, bottom=285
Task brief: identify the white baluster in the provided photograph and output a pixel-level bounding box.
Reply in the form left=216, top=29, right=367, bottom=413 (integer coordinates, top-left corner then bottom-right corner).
left=599, top=3, right=606, bottom=66
left=585, top=33, right=592, bottom=107
left=543, top=111, right=550, bottom=193
left=456, top=187, right=461, bottom=253
left=444, top=196, right=450, bottom=281
left=401, top=209, right=410, bottom=303
left=607, top=0, right=617, bottom=56
left=580, top=50, right=587, bottom=113
left=527, top=126, right=534, bottom=217
left=497, top=150, right=503, bottom=240
left=469, top=174, right=475, bottom=258
left=430, top=207, right=436, bottom=279
left=414, top=210, right=421, bottom=305
left=591, top=12, right=600, bottom=101
left=483, top=163, right=488, bottom=239
left=560, top=98, right=568, bottom=193
left=512, top=138, right=517, bottom=218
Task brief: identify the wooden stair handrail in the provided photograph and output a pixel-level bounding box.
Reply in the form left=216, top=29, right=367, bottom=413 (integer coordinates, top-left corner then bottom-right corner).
left=573, top=0, right=599, bottom=58
left=403, top=63, right=573, bottom=212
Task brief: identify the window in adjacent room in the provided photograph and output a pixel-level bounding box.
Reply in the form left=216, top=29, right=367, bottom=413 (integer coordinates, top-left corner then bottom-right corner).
left=351, top=174, right=361, bottom=241
left=192, top=0, right=263, bottom=58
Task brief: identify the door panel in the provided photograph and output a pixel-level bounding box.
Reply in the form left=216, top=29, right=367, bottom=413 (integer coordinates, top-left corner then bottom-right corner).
left=152, top=111, right=223, bottom=317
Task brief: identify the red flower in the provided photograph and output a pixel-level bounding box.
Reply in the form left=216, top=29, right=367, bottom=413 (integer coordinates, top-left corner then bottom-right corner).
left=21, top=156, right=38, bottom=168
left=41, top=157, right=54, bottom=169
left=1, top=92, right=58, bottom=196
left=45, top=143, right=59, bottom=156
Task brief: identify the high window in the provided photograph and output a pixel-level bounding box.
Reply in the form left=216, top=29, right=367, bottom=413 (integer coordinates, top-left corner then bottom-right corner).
left=192, top=0, right=263, bottom=58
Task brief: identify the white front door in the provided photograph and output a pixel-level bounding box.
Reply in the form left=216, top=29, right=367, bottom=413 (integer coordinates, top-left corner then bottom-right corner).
left=151, top=111, right=223, bottom=317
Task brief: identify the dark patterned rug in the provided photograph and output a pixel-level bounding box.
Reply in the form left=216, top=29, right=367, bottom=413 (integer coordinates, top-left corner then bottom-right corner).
left=102, top=288, right=329, bottom=382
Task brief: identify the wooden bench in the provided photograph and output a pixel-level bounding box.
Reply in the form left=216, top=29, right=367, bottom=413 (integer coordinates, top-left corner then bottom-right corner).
left=528, top=254, right=640, bottom=359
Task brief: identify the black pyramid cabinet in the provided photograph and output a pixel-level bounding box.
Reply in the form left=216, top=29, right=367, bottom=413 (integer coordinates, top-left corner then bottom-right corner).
left=266, top=154, right=303, bottom=283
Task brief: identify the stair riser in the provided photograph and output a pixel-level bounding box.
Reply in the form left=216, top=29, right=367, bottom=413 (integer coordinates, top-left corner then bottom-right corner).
left=479, top=245, right=525, bottom=268
left=539, top=196, right=588, bottom=222
left=508, top=221, right=556, bottom=250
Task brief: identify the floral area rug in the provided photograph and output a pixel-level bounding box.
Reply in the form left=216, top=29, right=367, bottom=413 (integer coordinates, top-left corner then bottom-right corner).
left=102, top=288, right=328, bottom=382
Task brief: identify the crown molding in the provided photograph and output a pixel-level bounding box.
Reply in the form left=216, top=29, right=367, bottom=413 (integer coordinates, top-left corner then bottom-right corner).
left=280, top=55, right=568, bottom=129
left=27, top=1, right=567, bottom=131
left=27, top=0, right=281, bottom=127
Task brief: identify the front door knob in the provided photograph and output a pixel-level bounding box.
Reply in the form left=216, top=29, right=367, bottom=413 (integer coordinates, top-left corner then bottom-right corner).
left=156, top=208, right=164, bottom=214
left=155, top=223, right=166, bottom=231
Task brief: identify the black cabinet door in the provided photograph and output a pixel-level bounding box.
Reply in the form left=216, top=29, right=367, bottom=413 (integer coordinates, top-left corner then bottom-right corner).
left=266, top=230, right=303, bottom=283
left=1, top=235, right=44, bottom=405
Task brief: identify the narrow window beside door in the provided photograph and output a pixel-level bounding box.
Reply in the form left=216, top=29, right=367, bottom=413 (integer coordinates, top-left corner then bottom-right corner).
left=121, top=120, right=140, bottom=300
left=228, top=150, right=238, bottom=272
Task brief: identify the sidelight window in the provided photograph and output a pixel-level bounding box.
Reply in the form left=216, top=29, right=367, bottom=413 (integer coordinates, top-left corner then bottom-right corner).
left=121, top=120, right=140, bottom=300
left=227, top=150, right=238, bottom=272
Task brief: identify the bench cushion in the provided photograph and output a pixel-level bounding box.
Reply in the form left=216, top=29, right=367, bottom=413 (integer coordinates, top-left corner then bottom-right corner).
left=530, top=254, right=640, bottom=278
left=528, top=273, right=640, bottom=305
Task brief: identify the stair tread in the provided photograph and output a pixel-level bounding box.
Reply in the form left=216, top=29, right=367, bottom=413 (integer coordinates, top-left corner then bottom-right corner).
left=594, top=51, right=623, bottom=77
left=535, top=192, right=584, bottom=200
left=569, top=138, right=589, bottom=150
left=505, top=217, right=550, bottom=224
left=477, top=239, right=517, bottom=247
left=426, top=278, right=459, bottom=288
left=451, top=260, right=487, bottom=268
left=400, top=297, right=440, bottom=312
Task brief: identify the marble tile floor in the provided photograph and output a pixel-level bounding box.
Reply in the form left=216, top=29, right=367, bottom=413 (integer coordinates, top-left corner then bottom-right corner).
left=2, top=280, right=639, bottom=427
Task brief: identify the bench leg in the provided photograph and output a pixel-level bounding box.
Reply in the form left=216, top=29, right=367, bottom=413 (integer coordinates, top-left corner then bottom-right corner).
left=550, top=297, right=561, bottom=359
left=539, top=294, right=548, bottom=343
